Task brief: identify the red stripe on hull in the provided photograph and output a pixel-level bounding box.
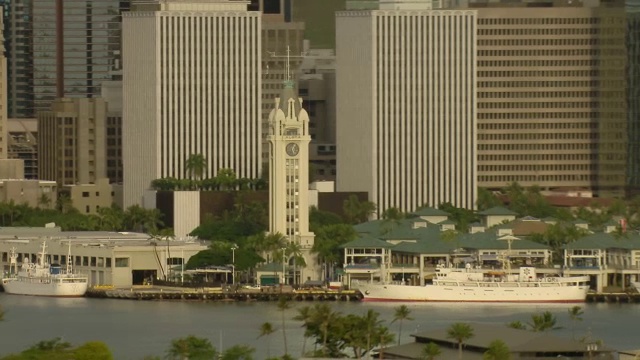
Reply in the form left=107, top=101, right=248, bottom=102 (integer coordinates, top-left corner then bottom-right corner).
left=361, top=298, right=585, bottom=303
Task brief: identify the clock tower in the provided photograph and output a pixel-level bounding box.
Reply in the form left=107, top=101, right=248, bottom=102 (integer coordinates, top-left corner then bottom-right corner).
left=267, top=74, right=318, bottom=284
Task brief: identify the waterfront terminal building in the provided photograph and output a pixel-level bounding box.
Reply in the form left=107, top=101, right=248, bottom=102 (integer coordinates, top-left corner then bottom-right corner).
left=0, top=226, right=208, bottom=287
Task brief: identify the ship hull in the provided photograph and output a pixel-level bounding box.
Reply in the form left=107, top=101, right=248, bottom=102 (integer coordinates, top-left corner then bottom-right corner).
left=2, top=279, right=88, bottom=297
left=356, top=282, right=589, bottom=303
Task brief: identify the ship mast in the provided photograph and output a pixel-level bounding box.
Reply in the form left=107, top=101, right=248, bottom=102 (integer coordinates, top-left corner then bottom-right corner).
left=39, top=241, right=47, bottom=267
left=498, top=235, right=519, bottom=273
left=8, top=247, right=17, bottom=274
left=66, top=241, right=73, bottom=274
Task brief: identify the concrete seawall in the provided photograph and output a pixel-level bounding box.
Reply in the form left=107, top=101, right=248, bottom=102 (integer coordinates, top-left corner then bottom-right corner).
left=86, top=286, right=363, bottom=302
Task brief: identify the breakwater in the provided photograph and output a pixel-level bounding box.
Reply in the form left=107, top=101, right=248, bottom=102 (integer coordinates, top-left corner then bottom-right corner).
left=86, top=286, right=363, bottom=302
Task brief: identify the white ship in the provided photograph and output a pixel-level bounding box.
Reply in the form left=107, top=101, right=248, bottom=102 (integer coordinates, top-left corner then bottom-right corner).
left=2, top=242, right=88, bottom=297
left=354, top=266, right=590, bottom=303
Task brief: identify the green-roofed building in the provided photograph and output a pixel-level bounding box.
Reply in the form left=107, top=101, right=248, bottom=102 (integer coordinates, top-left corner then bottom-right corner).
left=410, top=207, right=450, bottom=224
left=478, top=206, right=517, bottom=228
left=562, top=230, right=640, bottom=292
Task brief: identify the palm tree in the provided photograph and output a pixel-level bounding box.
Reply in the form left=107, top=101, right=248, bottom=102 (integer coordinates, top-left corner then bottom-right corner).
left=483, top=339, right=511, bottom=360
left=568, top=306, right=584, bottom=339
left=293, top=306, right=313, bottom=357
left=166, top=335, right=217, bottom=360
left=528, top=311, right=561, bottom=332
left=506, top=321, right=526, bottom=330
left=421, top=342, right=441, bottom=360
left=391, top=305, right=413, bottom=345
left=286, top=241, right=306, bottom=285
left=185, top=153, right=207, bottom=183
left=311, top=303, right=340, bottom=356
left=56, top=194, right=74, bottom=214
left=381, top=207, right=404, bottom=233
left=258, top=322, right=276, bottom=359
left=37, top=193, right=51, bottom=209
left=277, top=296, right=291, bottom=356
left=220, top=345, right=255, bottom=360
left=446, top=322, right=475, bottom=360
left=343, top=194, right=376, bottom=224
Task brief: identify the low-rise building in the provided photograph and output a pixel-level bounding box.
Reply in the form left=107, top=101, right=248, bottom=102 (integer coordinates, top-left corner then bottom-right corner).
left=0, top=226, right=209, bottom=287
left=383, top=323, right=615, bottom=359
left=61, top=178, right=114, bottom=214
left=0, top=179, right=57, bottom=208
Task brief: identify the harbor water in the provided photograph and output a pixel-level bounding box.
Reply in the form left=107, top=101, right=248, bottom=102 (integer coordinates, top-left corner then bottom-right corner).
left=0, top=294, right=638, bottom=359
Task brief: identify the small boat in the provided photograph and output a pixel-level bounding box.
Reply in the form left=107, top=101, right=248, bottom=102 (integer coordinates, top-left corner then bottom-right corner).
left=2, top=241, right=88, bottom=297
left=354, top=266, right=590, bottom=303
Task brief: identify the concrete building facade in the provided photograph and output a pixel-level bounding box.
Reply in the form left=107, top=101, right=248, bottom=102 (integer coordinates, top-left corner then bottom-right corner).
left=0, top=179, right=57, bottom=208
left=37, top=98, right=107, bottom=186
left=336, top=5, right=478, bottom=215
left=62, top=178, right=115, bottom=215
left=299, top=47, right=337, bottom=182
left=122, top=0, right=262, bottom=208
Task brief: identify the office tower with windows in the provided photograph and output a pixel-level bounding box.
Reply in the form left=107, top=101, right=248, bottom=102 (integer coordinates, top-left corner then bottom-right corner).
left=122, top=0, right=261, bottom=207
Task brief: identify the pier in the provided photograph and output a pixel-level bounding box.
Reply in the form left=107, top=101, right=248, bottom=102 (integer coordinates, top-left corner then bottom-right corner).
left=586, top=292, right=640, bottom=303
left=85, top=286, right=363, bottom=302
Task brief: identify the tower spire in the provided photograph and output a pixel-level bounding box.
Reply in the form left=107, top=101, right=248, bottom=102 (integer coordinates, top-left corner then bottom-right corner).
left=268, top=45, right=306, bottom=88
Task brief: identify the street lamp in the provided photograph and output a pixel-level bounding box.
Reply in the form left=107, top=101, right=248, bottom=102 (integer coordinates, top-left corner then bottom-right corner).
left=281, top=247, right=287, bottom=285
left=231, top=244, right=238, bottom=285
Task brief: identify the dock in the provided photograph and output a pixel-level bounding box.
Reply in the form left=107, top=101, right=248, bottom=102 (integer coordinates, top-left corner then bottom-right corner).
left=586, top=292, right=640, bottom=303
left=85, top=286, right=363, bottom=302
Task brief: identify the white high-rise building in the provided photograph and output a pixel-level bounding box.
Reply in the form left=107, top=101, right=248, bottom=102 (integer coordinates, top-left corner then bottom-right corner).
left=122, top=0, right=261, bottom=207
left=336, top=5, right=478, bottom=214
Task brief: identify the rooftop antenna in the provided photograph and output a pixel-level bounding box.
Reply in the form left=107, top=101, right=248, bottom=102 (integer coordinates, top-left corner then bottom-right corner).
left=267, top=45, right=307, bottom=86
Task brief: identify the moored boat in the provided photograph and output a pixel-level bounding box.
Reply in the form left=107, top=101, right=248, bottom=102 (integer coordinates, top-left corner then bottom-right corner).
left=1, top=242, right=88, bottom=297
left=354, top=265, right=590, bottom=303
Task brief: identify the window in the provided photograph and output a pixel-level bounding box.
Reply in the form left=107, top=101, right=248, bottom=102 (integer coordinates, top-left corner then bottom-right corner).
left=115, top=258, right=129, bottom=267
left=82, top=192, right=89, bottom=197
left=106, top=257, right=112, bottom=267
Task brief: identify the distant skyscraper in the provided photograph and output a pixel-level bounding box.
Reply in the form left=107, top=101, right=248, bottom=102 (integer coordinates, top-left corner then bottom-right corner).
left=1, top=0, right=33, bottom=118
left=122, top=0, right=262, bottom=207
left=336, top=2, right=478, bottom=214
left=1, top=0, right=129, bottom=118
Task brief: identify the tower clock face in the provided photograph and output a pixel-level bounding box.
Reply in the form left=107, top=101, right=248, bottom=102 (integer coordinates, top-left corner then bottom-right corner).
left=286, top=143, right=299, bottom=157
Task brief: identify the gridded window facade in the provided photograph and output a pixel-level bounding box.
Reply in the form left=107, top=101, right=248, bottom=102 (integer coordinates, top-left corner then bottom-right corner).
left=475, top=7, right=628, bottom=196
